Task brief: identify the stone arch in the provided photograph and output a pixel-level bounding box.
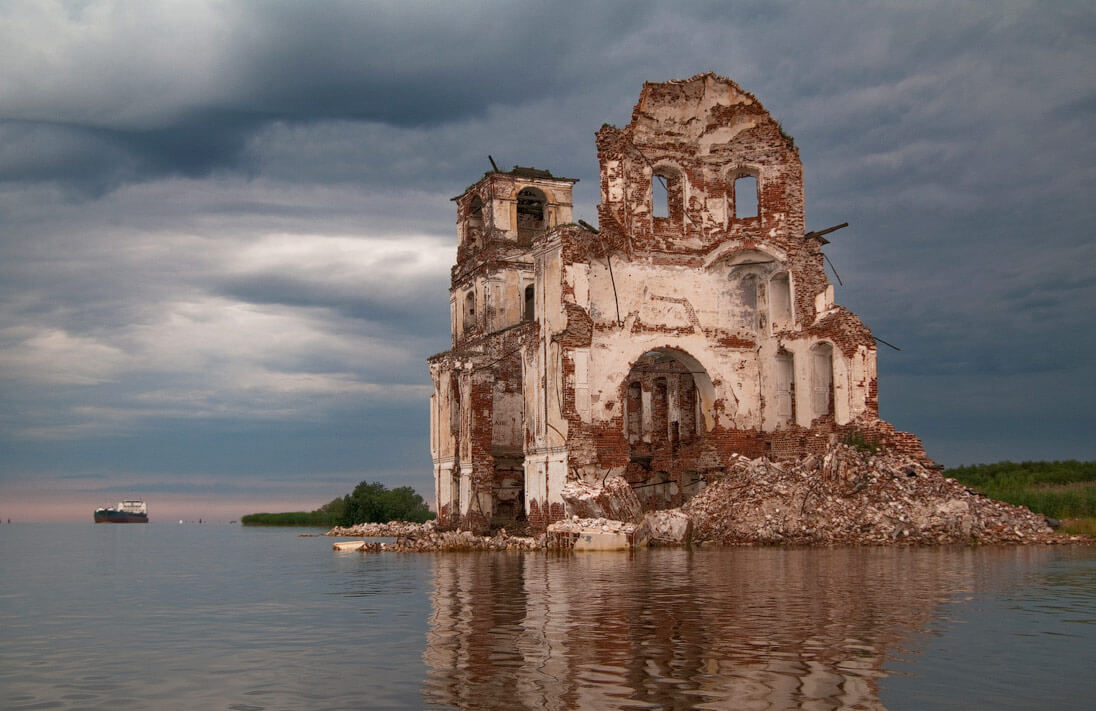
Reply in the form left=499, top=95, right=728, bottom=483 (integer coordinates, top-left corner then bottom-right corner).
left=621, top=346, right=713, bottom=511
left=620, top=346, right=717, bottom=434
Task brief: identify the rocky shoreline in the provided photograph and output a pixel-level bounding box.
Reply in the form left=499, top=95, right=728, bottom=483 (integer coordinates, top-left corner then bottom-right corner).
left=327, top=443, right=1091, bottom=552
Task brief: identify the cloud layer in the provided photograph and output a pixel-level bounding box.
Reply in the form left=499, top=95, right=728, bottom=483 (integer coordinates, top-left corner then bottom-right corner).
left=2, top=1, right=1093, bottom=520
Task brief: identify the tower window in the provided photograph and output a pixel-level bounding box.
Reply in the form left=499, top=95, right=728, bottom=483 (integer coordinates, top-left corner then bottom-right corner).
left=734, top=174, right=758, bottom=219
left=652, top=174, right=670, bottom=218
left=651, top=167, right=683, bottom=223
left=464, top=291, right=476, bottom=333
left=524, top=284, right=535, bottom=322
left=516, top=188, right=546, bottom=230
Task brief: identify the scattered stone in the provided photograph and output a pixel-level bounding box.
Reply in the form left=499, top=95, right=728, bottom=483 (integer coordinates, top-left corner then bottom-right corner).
left=324, top=444, right=1088, bottom=552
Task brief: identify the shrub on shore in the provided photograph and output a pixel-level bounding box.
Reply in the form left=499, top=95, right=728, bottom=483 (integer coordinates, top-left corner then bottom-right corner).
left=242, top=481, right=435, bottom=526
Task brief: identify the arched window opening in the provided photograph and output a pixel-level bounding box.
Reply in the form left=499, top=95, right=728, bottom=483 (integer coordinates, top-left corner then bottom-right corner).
left=517, top=187, right=546, bottom=231
left=811, top=343, right=834, bottom=418
left=770, top=272, right=793, bottom=331
left=734, top=174, right=759, bottom=219
left=464, top=196, right=484, bottom=253
left=627, top=381, right=643, bottom=443
left=467, top=196, right=484, bottom=229
left=523, top=284, right=535, bottom=322
left=775, top=350, right=796, bottom=426
left=652, top=174, right=670, bottom=218
left=449, top=378, right=461, bottom=441
left=463, top=291, right=476, bottom=334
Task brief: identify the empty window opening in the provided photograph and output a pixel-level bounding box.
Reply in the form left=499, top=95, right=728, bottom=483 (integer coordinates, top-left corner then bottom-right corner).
left=775, top=350, right=795, bottom=425
left=734, top=174, right=759, bottom=219
left=463, top=291, right=476, bottom=334
left=467, top=196, right=484, bottom=230
left=770, top=272, right=793, bottom=331
left=652, top=174, right=670, bottom=218
left=464, top=196, right=484, bottom=253
left=449, top=379, right=461, bottom=435
left=811, top=343, right=834, bottom=418
left=516, top=188, right=546, bottom=230
left=524, top=284, right=535, bottom=322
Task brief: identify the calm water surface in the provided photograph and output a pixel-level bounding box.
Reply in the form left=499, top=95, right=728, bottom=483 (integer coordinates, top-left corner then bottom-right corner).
left=0, top=523, right=1093, bottom=710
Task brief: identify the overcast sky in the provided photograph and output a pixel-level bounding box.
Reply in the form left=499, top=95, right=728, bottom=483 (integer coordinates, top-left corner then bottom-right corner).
left=2, top=1, right=1093, bottom=522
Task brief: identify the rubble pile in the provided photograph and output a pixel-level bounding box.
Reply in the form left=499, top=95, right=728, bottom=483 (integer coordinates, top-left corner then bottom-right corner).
left=387, top=528, right=542, bottom=552
left=326, top=520, right=437, bottom=538
left=683, top=444, right=1061, bottom=545
left=327, top=443, right=1087, bottom=551
left=328, top=521, right=542, bottom=552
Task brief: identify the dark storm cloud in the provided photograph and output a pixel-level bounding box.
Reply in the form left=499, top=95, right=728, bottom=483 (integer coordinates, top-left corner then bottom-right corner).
left=0, top=0, right=662, bottom=192
left=2, top=1, right=1094, bottom=520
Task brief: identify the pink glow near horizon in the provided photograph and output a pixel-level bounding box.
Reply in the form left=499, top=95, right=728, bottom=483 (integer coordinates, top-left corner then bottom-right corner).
left=0, top=492, right=341, bottom=524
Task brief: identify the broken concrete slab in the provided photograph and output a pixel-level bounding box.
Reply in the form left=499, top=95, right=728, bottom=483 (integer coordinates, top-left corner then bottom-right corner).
left=561, top=475, right=644, bottom=523
left=642, top=509, right=693, bottom=546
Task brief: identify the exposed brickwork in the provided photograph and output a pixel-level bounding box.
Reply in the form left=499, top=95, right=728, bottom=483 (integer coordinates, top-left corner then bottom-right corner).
left=428, top=74, right=933, bottom=533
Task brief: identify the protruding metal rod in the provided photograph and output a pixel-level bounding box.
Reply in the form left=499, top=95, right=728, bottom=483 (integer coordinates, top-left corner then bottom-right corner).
left=873, top=335, right=901, bottom=351
left=488, top=155, right=500, bottom=172
left=805, top=221, right=849, bottom=244
left=578, top=219, right=598, bottom=233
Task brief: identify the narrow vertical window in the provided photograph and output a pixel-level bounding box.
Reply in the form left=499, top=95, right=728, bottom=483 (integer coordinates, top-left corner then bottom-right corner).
left=734, top=174, right=758, bottom=219
left=524, top=284, right=535, bottom=322
left=464, top=291, right=476, bottom=334
left=775, top=350, right=795, bottom=425
left=811, top=343, right=834, bottom=418
left=652, top=174, right=670, bottom=218
left=465, top=195, right=483, bottom=252
left=770, top=272, right=793, bottom=331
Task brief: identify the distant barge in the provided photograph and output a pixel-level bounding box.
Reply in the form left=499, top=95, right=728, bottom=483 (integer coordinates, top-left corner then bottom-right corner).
left=94, top=500, right=149, bottom=523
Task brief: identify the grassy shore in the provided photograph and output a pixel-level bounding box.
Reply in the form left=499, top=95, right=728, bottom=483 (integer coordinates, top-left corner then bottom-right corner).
left=946, top=460, right=1096, bottom=535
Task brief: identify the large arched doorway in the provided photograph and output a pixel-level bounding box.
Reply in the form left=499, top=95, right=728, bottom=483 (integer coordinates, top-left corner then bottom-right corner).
left=621, top=348, right=713, bottom=510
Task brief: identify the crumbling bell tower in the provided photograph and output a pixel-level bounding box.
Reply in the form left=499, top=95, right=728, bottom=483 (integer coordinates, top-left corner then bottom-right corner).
left=429, top=166, right=578, bottom=533
left=429, top=74, right=926, bottom=533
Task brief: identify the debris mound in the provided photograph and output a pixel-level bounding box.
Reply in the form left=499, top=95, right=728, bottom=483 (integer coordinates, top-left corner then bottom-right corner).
left=683, top=444, right=1059, bottom=545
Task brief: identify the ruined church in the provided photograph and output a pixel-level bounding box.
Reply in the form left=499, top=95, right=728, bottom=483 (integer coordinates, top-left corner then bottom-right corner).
left=428, top=74, right=926, bottom=533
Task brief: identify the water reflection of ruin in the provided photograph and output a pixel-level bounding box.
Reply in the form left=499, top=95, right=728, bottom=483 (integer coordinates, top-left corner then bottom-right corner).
left=423, top=547, right=1052, bottom=710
